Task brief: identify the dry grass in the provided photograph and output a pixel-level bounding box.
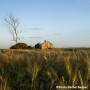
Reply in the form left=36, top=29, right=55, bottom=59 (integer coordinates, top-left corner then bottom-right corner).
left=0, top=49, right=90, bottom=90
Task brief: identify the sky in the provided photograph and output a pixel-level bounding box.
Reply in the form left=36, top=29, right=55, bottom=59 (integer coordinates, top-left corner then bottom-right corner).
left=0, top=0, right=90, bottom=48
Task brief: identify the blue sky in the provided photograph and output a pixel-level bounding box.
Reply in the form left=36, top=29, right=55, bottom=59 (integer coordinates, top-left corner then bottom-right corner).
left=0, top=0, right=90, bottom=48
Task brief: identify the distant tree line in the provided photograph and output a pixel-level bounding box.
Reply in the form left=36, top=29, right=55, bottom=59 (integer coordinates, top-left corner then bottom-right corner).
left=10, top=43, right=34, bottom=49
left=10, top=42, right=43, bottom=49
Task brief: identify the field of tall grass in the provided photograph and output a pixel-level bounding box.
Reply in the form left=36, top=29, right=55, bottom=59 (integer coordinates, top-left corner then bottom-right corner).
left=0, top=49, right=90, bottom=90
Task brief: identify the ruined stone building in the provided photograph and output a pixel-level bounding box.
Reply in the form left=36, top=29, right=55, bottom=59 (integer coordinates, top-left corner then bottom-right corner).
left=41, top=40, right=53, bottom=49
left=35, top=40, right=53, bottom=49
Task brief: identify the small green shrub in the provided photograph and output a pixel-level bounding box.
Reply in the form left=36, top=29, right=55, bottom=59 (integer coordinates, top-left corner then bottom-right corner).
left=35, top=43, right=41, bottom=49
left=10, top=43, right=27, bottom=49
left=27, top=45, right=34, bottom=49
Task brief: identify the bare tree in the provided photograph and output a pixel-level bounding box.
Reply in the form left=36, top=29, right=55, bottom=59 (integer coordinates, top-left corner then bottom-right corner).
left=4, top=14, right=20, bottom=44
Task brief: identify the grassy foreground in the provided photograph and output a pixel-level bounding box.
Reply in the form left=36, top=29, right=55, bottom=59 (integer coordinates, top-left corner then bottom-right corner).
left=0, top=49, right=90, bottom=90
